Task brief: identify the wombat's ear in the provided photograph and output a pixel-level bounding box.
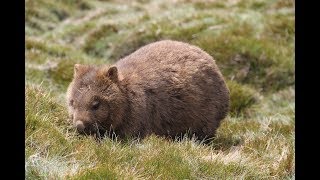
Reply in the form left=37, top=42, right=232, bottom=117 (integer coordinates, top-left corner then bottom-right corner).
left=74, top=64, right=86, bottom=77
left=107, top=66, right=118, bottom=82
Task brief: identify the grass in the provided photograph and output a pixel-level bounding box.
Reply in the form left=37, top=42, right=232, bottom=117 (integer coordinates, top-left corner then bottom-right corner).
left=25, top=0, right=295, bottom=179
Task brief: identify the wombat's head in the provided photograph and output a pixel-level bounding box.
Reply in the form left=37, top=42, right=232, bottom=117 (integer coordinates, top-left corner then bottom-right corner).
left=66, top=64, right=127, bottom=137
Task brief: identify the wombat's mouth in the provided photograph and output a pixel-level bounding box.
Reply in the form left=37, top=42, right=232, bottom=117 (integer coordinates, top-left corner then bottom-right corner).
left=76, top=124, right=106, bottom=139
left=95, top=128, right=107, bottom=139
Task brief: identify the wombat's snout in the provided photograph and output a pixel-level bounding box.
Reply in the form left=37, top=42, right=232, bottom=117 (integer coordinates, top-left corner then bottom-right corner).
left=75, top=121, right=85, bottom=133
left=74, top=120, right=98, bottom=135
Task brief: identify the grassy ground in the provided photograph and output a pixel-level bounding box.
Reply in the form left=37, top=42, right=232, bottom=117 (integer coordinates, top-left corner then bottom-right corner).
left=25, top=0, right=295, bottom=179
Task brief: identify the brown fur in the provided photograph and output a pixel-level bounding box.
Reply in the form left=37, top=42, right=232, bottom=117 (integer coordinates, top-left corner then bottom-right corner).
left=66, top=40, right=230, bottom=140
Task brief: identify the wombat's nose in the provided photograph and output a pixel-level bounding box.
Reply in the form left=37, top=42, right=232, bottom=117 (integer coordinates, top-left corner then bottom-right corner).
left=75, top=121, right=85, bottom=132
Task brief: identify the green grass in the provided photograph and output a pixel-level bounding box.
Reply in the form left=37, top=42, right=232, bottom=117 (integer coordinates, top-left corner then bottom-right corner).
left=26, top=0, right=294, bottom=179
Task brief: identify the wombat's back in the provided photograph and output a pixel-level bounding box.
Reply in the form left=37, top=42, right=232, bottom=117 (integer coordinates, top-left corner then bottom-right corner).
left=116, top=40, right=229, bottom=139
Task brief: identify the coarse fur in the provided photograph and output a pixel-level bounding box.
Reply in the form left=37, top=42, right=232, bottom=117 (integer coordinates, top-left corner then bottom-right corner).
left=66, top=40, right=230, bottom=140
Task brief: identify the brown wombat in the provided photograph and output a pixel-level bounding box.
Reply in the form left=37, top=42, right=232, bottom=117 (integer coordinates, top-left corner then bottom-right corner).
left=66, top=40, right=229, bottom=140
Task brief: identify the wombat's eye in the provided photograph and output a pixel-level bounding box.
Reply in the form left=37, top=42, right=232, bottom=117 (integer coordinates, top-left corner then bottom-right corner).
left=92, top=101, right=100, bottom=110
left=69, top=100, right=74, bottom=106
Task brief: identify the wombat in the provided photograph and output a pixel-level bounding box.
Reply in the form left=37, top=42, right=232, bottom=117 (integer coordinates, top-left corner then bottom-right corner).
left=66, top=40, right=230, bottom=140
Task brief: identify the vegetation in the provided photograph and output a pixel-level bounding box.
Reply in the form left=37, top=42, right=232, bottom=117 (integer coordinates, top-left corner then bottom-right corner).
left=26, top=0, right=295, bottom=179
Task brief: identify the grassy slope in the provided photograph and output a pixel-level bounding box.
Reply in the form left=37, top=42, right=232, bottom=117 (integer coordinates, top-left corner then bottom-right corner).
left=25, top=0, right=295, bottom=179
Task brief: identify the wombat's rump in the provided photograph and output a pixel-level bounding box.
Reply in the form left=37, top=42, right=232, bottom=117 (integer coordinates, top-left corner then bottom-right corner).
left=67, top=40, right=230, bottom=140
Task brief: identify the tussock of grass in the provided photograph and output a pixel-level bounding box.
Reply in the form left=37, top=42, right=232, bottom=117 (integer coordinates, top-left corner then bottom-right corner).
left=26, top=38, right=69, bottom=58
left=49, top=59, right=77, bottom=88
left=194, top=30, right=294, bottom=91
left=82, top=24, right=119, bottom=57
left=26, top=0, right=89, bottom=36
left=227, top=80, right=259, bottom=116
left=26, top=0, right=294, bottom=179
